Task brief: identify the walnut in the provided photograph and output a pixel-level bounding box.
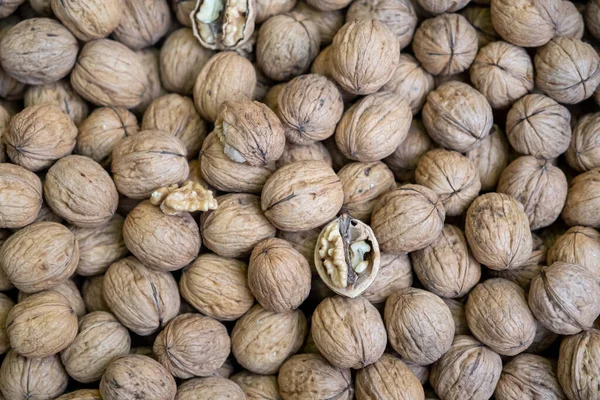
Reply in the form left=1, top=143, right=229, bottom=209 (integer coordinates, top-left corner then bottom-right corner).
left=422, top=81, right=493, bottom=152
left=587, top=0, right=600, bottom=40
left=461, top=6, right=500, bottom=48
left=562, top=168, right=600, bottom=228
left=443, top=298, right=470, bottom=335
left=312, top=296, right=386, bottom=369
left=56, top=389, right=102, bottom=400
left=276, top=228, right=319, bottom=271
left=51, top=0, right=122, bottom=41
left=383, top=120, right=432, bottom=182
left=0, top=163, right=42, bottom=229
left=0, top=221, right=78, bottom=293
left=24, top=80, right=89, bottom=125
left=6, top=104, right=77, bottom=172
left=0, top=231, right=11, bottom=291
left=0, top=351, right=68, bottom=400
left=529, top=261, right=600, bottom=335
left=556, top=0, right=584, bottom=38
left=381, top=54, right=435, bottom=115
left=191, top=0, right=256, bottom=51
left=526, top=319, right=559, bottom=354
left=0, top=0, right=25, bottom=17
left=82, top=275, right=110, bottom=313
left=180, top=253, right=254, bottom=320
left=356, top=353, right=425, bottom=400
left=103, top=257, right=180, bottom=336
left=489, top=233, right=547, bottom=290
left=0, top=65, right=24, bottom=101
left=494, top=354, right=564, bottom=400
left=548, top=226, right=600, bottom=282
left=133, top=48, right=165, bottom=115
left=112, top=0, right=170, bottom=49
left=276, top=142, right=332, bottom=169
left=292, top=2, right=343, bottom=45
left=490, top=0, right=559, bottom=47
left=0, top=294, right=13, bottom=355
left=0, top=106, right=8, bottom=163
left=465, top=124, right=509, bottom=191
left=567, top=112, right=600, bottom=172
left=150, top=181, right=217, bottom=215
left=353, top=2, right=418, bottom=49
left=194, top=51, right=256, bottom=122
left=558, top=329, right=600, bottom=400
left=172, top=0, right=195, bottom=26
left=362, top=253, right=412, bottom=304
left=371, top=184, right=445, bottom=254
left=306, top=0, right=351, bottom=10
left=255, top=0, right=296, bottom=23
left=230, top=371, right=281, bottom=400
left=19, top=279, right=86, bottom=318
left=176, top=377, right=245, bottom=400
left=70, top=39, right=149, bottom=108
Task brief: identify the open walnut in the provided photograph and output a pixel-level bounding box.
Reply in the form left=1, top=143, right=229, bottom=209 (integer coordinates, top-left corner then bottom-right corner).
left=315, top=215, right=380, bottom=298
left=192, top=0, right=256, bottom=51
left=150, top=181, right=218, bottom=215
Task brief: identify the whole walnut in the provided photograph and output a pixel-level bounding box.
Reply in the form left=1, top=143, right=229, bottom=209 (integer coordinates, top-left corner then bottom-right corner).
left=548, top=226, right=600, bottom=282
left=257, top=13, right=320, bottom=82
left=506, top=94, right=571, bottom=159
left=0, top=105, right=8, bottom=162
left=567, top=112, right=600, bottom=172
left=133, top=48, right=165, bottom=115
left=0, top=63, right=24, bottom=101
left=176, top=377, right=245, bottom=400
left=56, top=389, right=102, bottom=400
left=0, top=18, right=77, bottom=85
left=51, top=0, right=122, bottom=41
left=278, top=353, right=353, bottom=400
left=0, top=294, right=14, bottom=355
left=385, top=288, right=454, bottom=365
left=0, top=351, right=68, bottom=400
left=330, top=19, right=398, bottom=95
left=384, top=120, right=433, bottom=182
left=0, top=0, right=25, bottom=17
left=529, top=261, right=600, bottom=335
left=76, top=107, right=139, bottom=168
left=558, top=329, right=600, bottom=400
left=0, top=163, right=42, bottom=229
left=231, top=371, right=281, bottom=400
left=465, top=193, right=532, bottom=270
left=371, top=184, right=445, bottom=253
left=587, top=0, right=600, bottom=40
left=153, top=313, right=230, bottom=379
left=24, top=80, right=89, bottom=125
left=336, top=92, right=412, bottom=162
left=444, top=298, right=470, bottom=335
left=491, top=0, right=559, bottom=47
left=562, top=168, right=600, bottom=228
left=100, top=355, right=177, bottom=400
left=112, top=130, right=189, bottom=199
left=261, top=161, right=344, bottom=231
left=362, top=253, right=412, bottom=304
left=465, top=124, right=509, bottom=191
left=172, top=0, right=195, bottom=26
left=194, top=52, right=256, bottom=122
left=0, top=221, right=78, bottom=293
left=382, top=54, right=435, bottom=114
left=6, top=104, right=77, bottom=172
left=413, top=13, right=477, bottom=76
left=556, top=0, right=584, bottom=38
left=180, top=253, right=254, bottom=321
left=535, top=37, right=600, bottom=104
left=307, top=0, right=351, bottom=10
left=61, top=311, right=131, bottom=383
left=113, top=0, right=170, bottom=49
left=232, top=305, right=307, bottom=374
left=0, top=231, right=11, bottom=291
left=277, top=141, right=332, bottom=168
left=312, top=296, right=386, bottom=369
left=103, top=257, right=180, bottom=336
left=461, top=6, right=500, bottom=48
left=527, top=319, right=560, bottom=354
left=356, top=353, right=425, bottom=400
left=256, top=0, right=297, bottom=23
left=292, top=2, right=344, bottom=45
left=423, top=81, right=493, bottom=152
left=494, top=354, right=565, bottom=400
left=489, top=233, right=547, bottom=290
left=277, top=228, right=320, bottom=270
left=19, top=279, right=86, bottom=318
left=82, top=275, right=110, bottom=313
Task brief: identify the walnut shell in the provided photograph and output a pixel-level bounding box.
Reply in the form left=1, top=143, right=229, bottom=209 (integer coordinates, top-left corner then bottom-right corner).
left=276, top=141, right=332, bottom=169
left=527, top=319, right=559, bottom=354
left=292, top=2, right=343, bottom=45
left=0, top=294, right=14, bottom=355
left=256, top=0, right=297, bottom=23
left=0, top=0, right=25, bottom=17
left=103, top=257, right=180, bottom=336
left=19, top=279, right=86, bottom=318
left=461, top=6, right=500, bottom=48
left=556, top=0, right=584, bottom=38
left=133, top=47, right=165, bottom=115
left=0, top=65, right=25, bottom=101
left=587, top=0, right=600, bottom=40
left=567, top=112, right=600, bottom=172
left=51, top=0, right=122, bottom=41
left=465, top=193, right=532, bottom=270
left=180, top=253, right=254, bottom=321
left=0, top=230, right=11, bottom=291
left=24, top=80, right=89, bottom=125
left=6, top=104, right=77, bottom=172
left=176, top=377, right=245, bottom=400
left=307, top=0, right=351, bottom=10
left=383, top=119, right=433, bottom=182
left=548, top=226, right=600, bottom=282
left=0, top=221, right=78, bottom=293
left=529, top=261, right=600, bottom=335
left=56, top=389, right=102, bottom=400
left=172, top=0, right=195, bottom=26
left=82, top=275, right=110, bottom=313
left=230, top=371, right=281, bottom=400
left=381, top=54, right=435, bottom=114
left=489, top=233, right=547, bottom=290
left=0, top=105, right=8, bottom=163
left=417, top=0, right=469, bottom=13
left=113, top=0, right=170, bottom=50
left=465, top=124, right=509, bottom=191
left=557, top=328, right=600, bottom=400
left=562, top=168, right=600, bottom=228
left=356, top=353, right=425, bottom=400
left=422, top=81, right=493, bottom=152
left=0, top=163, right=42, bottom=229
left=443, top=298, right=470, bottom=335
left=490, top=0, right=559, bottom=47
left=277, top=227, right=320, bottom=270
left=362, top=253, right=412, bottom=304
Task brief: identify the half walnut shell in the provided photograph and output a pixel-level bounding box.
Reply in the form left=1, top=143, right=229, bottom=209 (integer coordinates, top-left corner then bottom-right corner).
left=191, top=0, right=256, bottom=50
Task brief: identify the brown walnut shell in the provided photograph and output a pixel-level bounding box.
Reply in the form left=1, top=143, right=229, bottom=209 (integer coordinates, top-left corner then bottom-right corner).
left=567, top=112, right=600, bottom=172
left=381, top=54, right=435, bottom=114
left=0, top=163, right=42, bottom=229
left=277, top=228, right=320, bottom=270
left=24, top=80, right=89, bottom=125
left=176, top=377, right=245, bottom=400
left=444, top=298, right=470, bottom=336
left=82, top=275, right=110, bottom=313
left=56, top=389, right=102, bottom=400
left=556, top=0, right=584, bottom=39
left=548, top=226, right=600, bottom=282
left=256, top=0, right=297, bottom=23
left=51, top=0, right=122, bottom=41
left=172, top=0, right=195, bottom=26
left=307, top=0, right=351, bottom=10
left=362, top=253, right=412, bottom=304
left=0, top=230, right=11, bottom=291
left=0, top=294, right=14, bottom=355
left=292, top=2, right=343, bottom=45
left=527, top=319, right=559, bottom=355
left=465, top=124, right=509, bottom=191
left=113, top=0, right=170, bottom=50
left=587, top=0, right=600, bottom=40
left=417, top=0, right=469, bottom=14
left=562, top=168, right=600, bottom=228
left=356, top=353, right=425, bottom=400
left=489, top=233, right=547, bottom=290
left=557, top=328, right=600, bottom=400
left=0, top=0, right=25, bottom=17
left=132, top=48, right=165, bottom=115
left=276, top=141, right=332, bottom=168
left=0, top=105, right=8, bottom=163
left=18, top=279, right=86, bottom=318
left=490, top=0, right=559, bottom=47
left=461, top=6, right=500, bottom=48
left=231, top=371, right=281, bottom=400
left=383, top=119, right=433, bottom=182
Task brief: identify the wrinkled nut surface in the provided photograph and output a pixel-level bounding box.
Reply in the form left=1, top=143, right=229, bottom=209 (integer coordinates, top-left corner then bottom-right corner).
left=277, top=227, right=320, bottom=270
left=51, top=0, right=122, bottom=41
left=461, top=6, right=500, bottom=48
left=293, top=3, right=343, bottom=46
left=490, top=0, right=559, bottom=47
left=356, top=353, right=425, bottom=400
left=567, top=112, right=600, bottom=172
left=527, top=319, right=560, bottom=355
left=19, top=279, right=86, bottom=318
left=0, top=294, right=14, bottom=355
left=383, top=120, right=433, bottom=182
left=489, top=233, right=547, bottom=290
left=548, top=226, right=600, bottom=282
left=276, top=141, right=332, bottom=168
left=0, top=230, right=11, bottom=291
left=24, top=80, right=89, bottom=125
left=113, top=0, right=171, bottom=50
left=444, top=298, right=470, bottom=336
left=175, top=376, right=245, bottom=400
left=381, top=54, right=435, bottom=114
left=256, top=0, right=297, bottom=23
left=192, top=0, right=256, bottom=51
left=82, top=276, right=110, bottom=314
left=0, top=163, right=42, bottom=229
left=557, top=328, right=600, bottom=400
left=556, top=0, right=585, bottom=38
left=465, top=124, right=509, bottom=191
left=56, top=389, right=103, bottom=400
left=362, top=253, right=412, bottom=304
left=132, top=48, right=164, bottom=115
left=230, top=371, right=281, bottom=400
left=417, top=0, right=469, bottom=14
left=0, top=0, right=25, bottom=18
left=150, top=181, right=218, bottom=215
left=562, top=168, right=600, bottom=228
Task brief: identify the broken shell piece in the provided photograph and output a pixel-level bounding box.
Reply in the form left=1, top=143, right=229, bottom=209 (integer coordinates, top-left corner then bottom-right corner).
left=191, top=0, right=256, bottom=51
left=315, top=214, right=380, bottom=298
left=150, top=181, right=218, bottom=215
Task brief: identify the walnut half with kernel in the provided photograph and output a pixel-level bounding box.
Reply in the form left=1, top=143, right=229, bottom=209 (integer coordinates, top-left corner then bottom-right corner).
left=192, top=0, right=256, bottom=51
left=150, top=181, right=218, bottom=215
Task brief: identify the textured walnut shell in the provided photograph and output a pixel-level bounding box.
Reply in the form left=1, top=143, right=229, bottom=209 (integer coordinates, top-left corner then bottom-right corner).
left=172, top=0, right=195, bottom=26
left=527, top=319, right=559, bottom=354
left=0, top=64, right=24, bottom=101
left=371, top=184, right=445, bottom=254
left=6, top=104, right=77, bottom=172
left=548, top=226, right=600, bottom=282
left=356, top=353, right=425, bottom=400
left=100, top=355, right=176, bottom=400
left=176, top=377, right=245, bottom=400
left=56, top=389, right=103, bottom=400
left=0, top=230, right=11, bottom=291
left=465, top=124, right=509, bottom=191
left=491, top=0, right=559, bottom=47
left=230, top=371, right=281, bottom=400
left=587, top=0, right=600, bottom=40
left=0, top=221, right=79, bottom=293
left=535, top=37, right=600, bottom=104
left=362, top=253, right=412, bottom=304
left=192, top=0, right=256, bottom=51
left=382, top=54, right=435, bottom=114
left=292, top=2, right=343, bottom=45
left=494, top=354, right=565, bottom=400
left=277, top=228, right=320, bottom=271
left=112, top=0, right=170, bottom=49
left=19, top=279, right=86, bottom=318
left=385, top=288, right=454, bottom=365
left=556, top=0, right=584, bottom=38
left=180, top=253, right=254, bottom=321
left=0, top=105, right=8, bottom=163
left=461, top=6, right=500, bottom=48
left=103, top=257, right=180, bottom=336
left=567, top=112, right=600, bottom=172
left=0, top=294, right=14, bottom=355
left=306, top=0, right=351, bottom=10
left=276, top=141, right=332, bottom=169
left=112, top=130, right=189, bottom=199
left=82, top=275, right=110, bottom=313
left=24, top=80, right=89, bottom=125
left=423, top=81, right=493, bottom=152
left=383, top=119, right=433, bottom=182
left=133, top=48, right=165, bottom=115
left=557, top=329, right=600, bottom=400
left=0, top=351, right=68, bottom=400
left=562, top=168, right=600, bottom=228
left=444, top=298, right=470, bottom=336
left=0, top=0, right=25, bottom=17
left=312, top=296, right=386, bottom=369
left=256, top=0, right=297, bottom=23
left=489, top=233, right=547, bottom=290
left=0, top=163, right=42, bottom=229
left=51, top=0, right=122, bottom=41
left=529, top=261, right=600, bottom=335
left=465, top=193, right=532, bottom=270
left=153, top=313, right=230, bottom=379
left=417, top=0, right=469, bottom=13
left=232, top=305, right=307, bottom=374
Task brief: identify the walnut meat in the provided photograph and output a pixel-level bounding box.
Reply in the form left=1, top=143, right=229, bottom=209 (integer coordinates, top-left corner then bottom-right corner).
left=567, top=112, right=600, bottom=172
left=51, top=0, right=122, bottom=41
left=491, top=0, right=559, bottom=47
left=381, top=54, right=435, bottom=114
left=0, top=294, right=14, bottom=355
left=383, top=119, right=433, bottom=182
left=548, top=226, right=600, bottom=282
left=465, top=193, right=532, bottom=270
left=562, top=168, right=600, bottom=228
left=231, top=371, right=281, bottom=400
left=557, top=329, right=600, bottom=400
left=465, top=124, right=509, bottom=191
left=176, top=377, right=245, bottom=400
left=24, top=80, right=89, bottom=125
left=191, top=0, right=256, bottom=51
left=495, top=354, right=565, bottom=400
left=0, top=163, right=42, bottom=229
left=356, top=353, right=425, bottom=400
left=113, top=0, right=170, bottom=50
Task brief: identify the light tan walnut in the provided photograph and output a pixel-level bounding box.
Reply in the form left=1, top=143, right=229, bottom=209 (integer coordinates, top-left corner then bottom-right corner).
left=176, top=377, right=245, bottom=400
left=356, top=353, right=425, bottom=400
left=461, top=6, right=500, bottom=48
left=491, top=0, right=559, bottom=47
left=51, top=0, right=122, bottom=41
left=495, top=353, right=565, bottom=400
left=231, top=371, right=281, bottom=400
left=24, top=80, right=89, bottom=125
left=19, top=279, right=86, bottom=318
left=277, top=228, right=320, bottom=270
left=556, top=0, right=584, bottom=38
left=0, top=0, right=25, bottom=17
left=557, top=328, right=600, bottom=400
left=56, top=389, right=102, bottom=400
left=82, top=275, right=110, bottom=313
left=362, top=253, right=412, bottom=304
left=527, top=319, right=560, bottom=355
left=132, top=48, right=165, bottom=115
left=113, top=0, right=170, bottom=49
left=0, top=163, right=42, bottom=229
left=567, top=112, right=600, bottom=172
left=256, top=0, right=297, bottom=23
left=562, top=168, right=600, bottom=228
left=276, top=141, right=332, bottom=169
left=383, top=120, right=433, bottom=182
left=172, top=0, right=195, bottom=26
left=382, top=54, right=435, bottom=114
left=465, top=124, right=509, bottom=191
left=587, top=0, right=600, bottom=40
left=0, top=294, right=14, bottom=355
left=489, top=233, right=547, bottom=290
left=444, top=298, right=470, bottom=335
left=548, top=226, right=600, bottom=282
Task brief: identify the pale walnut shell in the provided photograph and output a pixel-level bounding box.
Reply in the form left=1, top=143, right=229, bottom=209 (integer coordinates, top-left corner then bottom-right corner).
left=443, top=298, right=470, bottom=335
left=232, top=305, right=307, bottom=374
left=19, top=279, right=86, bottom=318
left=330, top=19, right=399, bottom=95
left=527, top=319, right=559, bottom=354
left=133, top=48, right=165, bottom=115
left=465, top=124, right=509, bottom=191
left=24, top=80, right=89, bottom=125
left=556, top=1, right=584, bottom=38
left=113, top=0, right=170, bottom=50
left=0, top=294, right=14, bottom=354
left=0, top=163, right=42, bottom=229
left=111, top=130, right=189, bottom=199
left=0, top=221, right=79, bottom=293
left=0, top=351, right=68, bottom=400
left=411, top=224, right=481, bottom=299
left=231, top=371, right=281, bottom=400
left=371, top=184, right=445, bottom=254
left=494, top=354, right=565, bottom=400
left=176, top=377, right=245, bottom=400
left=160, top=28, right=214, bottom=95
left=461, top=6, right=500, bottom=48
left=562, top=168, right=600, bottom=228
left=0, top=0, right=25, bottom=17
left=383, top=119, right=433, bottom=182
left=257, top=13, right=320, bottom=82
left=124, top=201, right=200, bottom=272
left=557, top=328, right=600, bottom=400
left=0, top=105, right=8, bottom=163
left=307, top=0, right=351, bottom=10
left=172, top=0, right=195, bottom=26
left=506, top=94, right=571, bottom=159
left=548, top=226, right=600, bottom=282
left=103, top=257, right=180, bottom=336
left=56, top=389, right=102, bottom=400
left=312, top=296, right=386, bottom=369
left=385, top=288, right=454, bottom=365
left=277, top=228, right=320, bottom=270
left=489, top=233, right=547, bottom=290
left=535, top=37, right=600, bottom=105
left=51, top=0, right=122, bottom=41
left=413, top=13, right=478, bottom=76
left=142, top=94, right=208, bottom=159
left=381, top=54, right=435, bottom=114
left=153, top=313, right=230, bottom=379
left=82, top=275, right=110, bottom=313
left=6, top=104, right=78, bottom=172
left=256, top=0, right=297, bottom=23
left=420, top=0, right=470, bottom=13
left=100, top=355, right=177, bottom=400
left=490, top=0, right=559, bottom=47
left=180, top=253, right=254, bottom=321
left=61, top=311, right=131, bottom=383
left=0, top=65, right=25, bottom=101
left=293, top=2, right=344, bottom=45
left=336, top=91, right=412, bottom=162
left=422, top=81, right=493, bottom=152
left=276, top=141, right=332, bottom=169
left=567, top=112, right=600, bottom=172
left=529, top=261, right=600, bottom=335
left=0, top=230, right=11, bottom=291
left=356, top=353, right=425, bottom=400
left=465, top=193, right=532, bottom=271
left=362, top=253, right=412, bottom=304
left=587, top=0, right=600, bottom=40
left=27, top=0, right=52, bottom=16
